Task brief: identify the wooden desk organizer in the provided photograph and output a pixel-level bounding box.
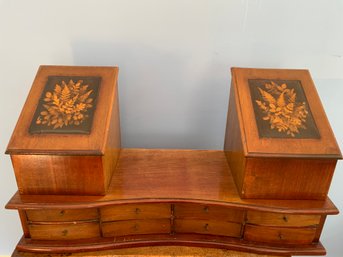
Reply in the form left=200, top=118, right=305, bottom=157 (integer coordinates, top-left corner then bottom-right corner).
left=6, top=66, right=121, bottom=195
left=5, top=66, right=341, bottom=256
left=224, top=68, right=341, bottom=199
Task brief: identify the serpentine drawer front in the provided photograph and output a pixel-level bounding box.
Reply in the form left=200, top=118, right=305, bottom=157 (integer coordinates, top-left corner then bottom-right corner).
left=28, top=221, right=101, bottom=240
left=174, top=219, right=242, bottom=237
left=26, top=208, right=99, bottom=222
left=173, top=203, right=244, bottom=237
left=174, top=203, right=244, bottom=222
left=100, top=203, right=171, bottom=237
left=244, top=210, right=321, bottom=245
left=22, top=204, right=326, bottom=246
left=244, top=225, right=317, bottom=244
left=246, top=211, right=321, bottom=227
left=100, top=203, right=171, bottom=222
left=102, top=219, right=171, bottom=237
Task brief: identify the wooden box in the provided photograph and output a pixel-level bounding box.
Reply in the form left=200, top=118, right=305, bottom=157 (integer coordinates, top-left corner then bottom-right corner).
left=224, top=67, right=341, bottom=199
left=6, top=65, right=121, bottom=195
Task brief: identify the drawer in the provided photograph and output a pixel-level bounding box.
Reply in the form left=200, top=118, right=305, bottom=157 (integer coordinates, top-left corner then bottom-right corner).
left=102, top=219, right=170, bottom=237
left=174, top=203, right=244, bottom=223
left=246, top=211, right=321, bottom=227
left=29, top=221, right=100, bottom=240
left=26, top=208, right=98, bottom=222
left=101, top=203, right=171, bottom=222
left=174, top=219, right=242, bottom=238
left=244, top=224, right=316, bottom=245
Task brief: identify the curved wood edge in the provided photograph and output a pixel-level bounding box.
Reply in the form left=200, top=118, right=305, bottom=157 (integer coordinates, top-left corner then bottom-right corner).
left=15, top=234, right=326, bottom=256
left=11, top=247, right=291, bottom=257
left=6, top=193, right=339, bottom=215
left=5, top=149, right=104, bottom=156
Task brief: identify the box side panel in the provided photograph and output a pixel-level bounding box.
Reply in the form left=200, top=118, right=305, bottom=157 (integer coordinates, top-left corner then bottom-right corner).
left=18, top=210, right=30, bottom=238
left=243, top=158, right=337, bottom=199
left=11, top=155, right=105, bottom=195
left=313, top=215, right=327, bottom=242
left=224, top=84, right=246, bottom=196
left=102, top=81, right=121, bottom=190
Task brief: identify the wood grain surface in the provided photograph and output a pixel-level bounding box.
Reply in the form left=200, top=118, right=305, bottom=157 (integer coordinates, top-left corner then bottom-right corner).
left=11, top=246, right=289, bottom=257
left=224, top=67, right=341, bottom=200
left=6, top=149, right=337, bottom=255
left=6, top=149, right=339, bottom=215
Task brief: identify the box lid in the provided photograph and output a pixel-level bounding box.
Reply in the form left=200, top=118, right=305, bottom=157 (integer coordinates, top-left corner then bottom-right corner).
left=231, top=67, right=342, bottom=159
left=6, top=65, right=119, bottom=156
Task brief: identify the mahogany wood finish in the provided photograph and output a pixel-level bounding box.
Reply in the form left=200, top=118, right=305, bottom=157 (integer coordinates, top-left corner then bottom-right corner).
left=246, top=211, right=321, bottom=227
left=11, top=155, right=108, bottom=195
left=101, top=203, right=171, bottom=221
left=224, top=67, right=342, bottom=199
left=26, top=208, right=99, bottom=222
left=6, top=66, right=121, bottom=195
left=13, top=234, right=326, bottom=255
left=28, top=222, right=101, bottom=240
left=7, top=149, right=339, bottom=214
left=243, top=157, right=336, bottom=199
left=18, top=210, right=30, bottom=238
left=244, top=225, right=317, bottom=245
left=102, top=219, right=171, bottom=237
left=11, top=246, right=291, bottom=257
left=174, top=203, right=244, bottom=222
left=6, top=149, right=339, bottom=256
left=174, top=219, right=242, bottom=237
left=314, top=216, right=327, bottom=242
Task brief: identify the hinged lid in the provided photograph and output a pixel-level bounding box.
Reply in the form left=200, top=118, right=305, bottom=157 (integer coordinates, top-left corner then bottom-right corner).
left=6, top=65, right=119, bottom=155
left=231, top=67, right=342, bottom=159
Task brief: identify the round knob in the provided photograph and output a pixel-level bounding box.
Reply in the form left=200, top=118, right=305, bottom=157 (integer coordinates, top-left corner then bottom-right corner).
left=62, top=229, right=68, bottom=236
left=133, top=223, right=139, bottom=231
left=278, top=232, right=283, bottom=240
left=204, top=223, right=209, bottom=231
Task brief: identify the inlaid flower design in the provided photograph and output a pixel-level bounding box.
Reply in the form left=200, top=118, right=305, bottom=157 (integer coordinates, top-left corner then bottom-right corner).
left=35, top=80, right=94, bottom=129
left=255, top=81, right=308, bottom=137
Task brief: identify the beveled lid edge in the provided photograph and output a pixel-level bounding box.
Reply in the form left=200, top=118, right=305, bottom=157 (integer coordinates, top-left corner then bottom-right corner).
left=5, top=148, right=104, bottom=156
left=230, top=67, right=342, bottom=159
left=5, top=65, right=119, bottom=155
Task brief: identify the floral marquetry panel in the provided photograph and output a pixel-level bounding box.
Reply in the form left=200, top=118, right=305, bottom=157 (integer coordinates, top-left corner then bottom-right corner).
left=248, top=79, right=320, bottom=139
left=29, top=76, right=101, bottom=134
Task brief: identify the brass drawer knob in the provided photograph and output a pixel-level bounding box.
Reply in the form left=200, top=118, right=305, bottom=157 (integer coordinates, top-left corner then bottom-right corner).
left=283, top=215, right=288, bottom=222
left=133, top=223, right=139, bottom=231
left=61, top=229, right=68, bottom=236
left=59, top=210, right=65, bottom=216
left=203, top=206, right=209, bottom=213
left=135, top=208, right=141, bottom=214
left=204, top=223, right=209, bottom=231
